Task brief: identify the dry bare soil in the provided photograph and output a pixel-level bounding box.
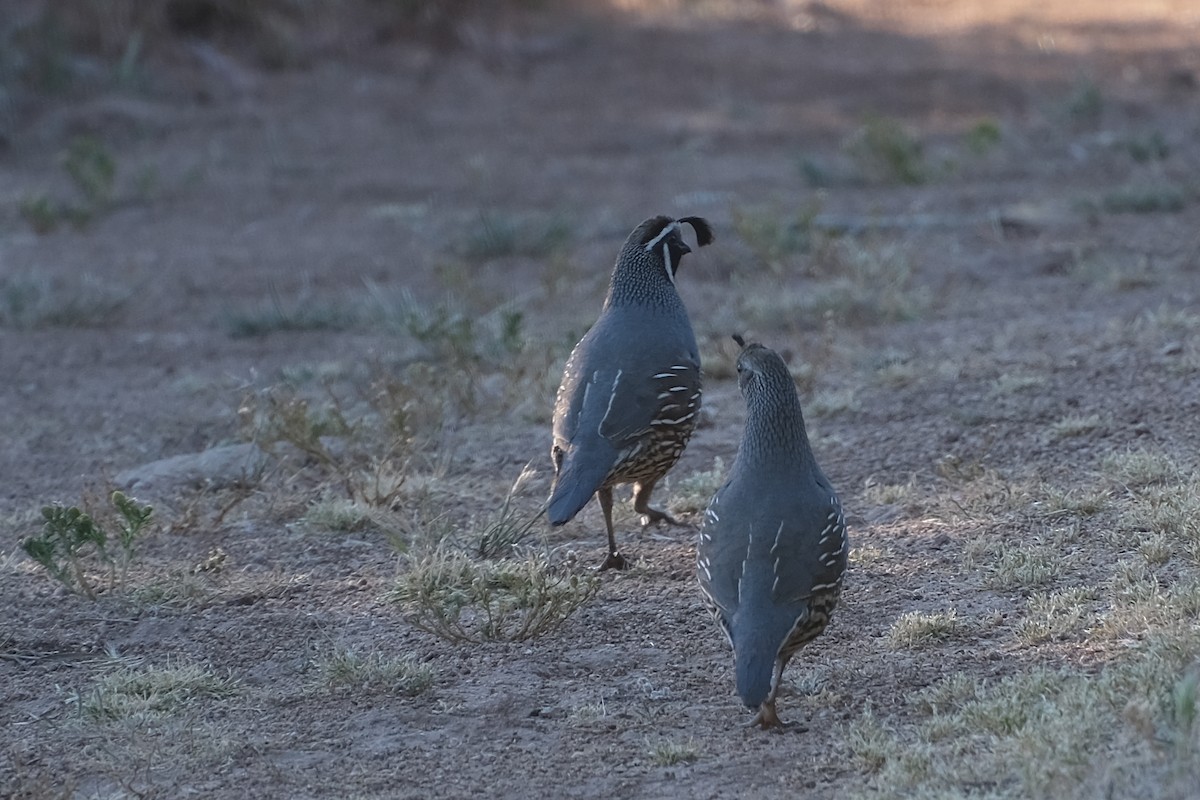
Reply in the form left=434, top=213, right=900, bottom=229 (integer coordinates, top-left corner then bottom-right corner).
left=3, top=2, right=1200, bottom=798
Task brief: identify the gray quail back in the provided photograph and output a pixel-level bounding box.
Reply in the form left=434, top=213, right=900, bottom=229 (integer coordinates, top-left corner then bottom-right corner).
left=547, top=215, right=714, bottom=570
left=697, top=336, right=848, bottom=729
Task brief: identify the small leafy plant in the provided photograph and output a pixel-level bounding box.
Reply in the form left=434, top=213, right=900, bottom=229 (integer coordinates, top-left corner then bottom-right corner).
left=21, top=491, right=154, bottom=598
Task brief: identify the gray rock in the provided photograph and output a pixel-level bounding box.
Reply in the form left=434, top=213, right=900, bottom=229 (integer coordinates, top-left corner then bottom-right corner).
left=115, top=443, right=271, bottom=500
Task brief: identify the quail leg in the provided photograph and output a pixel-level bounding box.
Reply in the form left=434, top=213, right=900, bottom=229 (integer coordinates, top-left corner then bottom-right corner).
left=632, top=479, right=680, bottom=526
left=597, top=487, right=628, bottom=570
left=747, top=699, right=785, bottom=731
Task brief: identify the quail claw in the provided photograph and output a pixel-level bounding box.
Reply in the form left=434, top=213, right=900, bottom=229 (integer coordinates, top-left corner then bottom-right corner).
left=747, top=701, right=786, bottom=732
left=638, top=507, right=680, bottom=527
left=599, top=551, right=630, bottom=571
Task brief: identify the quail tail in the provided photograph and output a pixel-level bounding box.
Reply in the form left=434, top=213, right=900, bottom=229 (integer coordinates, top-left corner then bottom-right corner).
left=732, top=626, right=778, bottom=711
left=546, top=445, right=617, bottom=526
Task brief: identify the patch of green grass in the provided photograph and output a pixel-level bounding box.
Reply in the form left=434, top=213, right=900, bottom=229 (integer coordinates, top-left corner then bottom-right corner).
left=730, top=201, right=820, bottom=269
left=845, top=630, right=1200, bottom=798
left=1116, top=478, right=1200, bottom=564
left=458, top=211, right=572, bottom=261
left=887, top=610, right=969, bottom=649
left=315, top=647, right=434, bottom=696
left=646, top=736, right=700, bottom=766
left=809, top=238, right=928, bottom=325
left=1062, top=78, right=1103, bottom=126
left=19, top=136, right=118, bottom=233
left=963, top=118, right=1002, bottom=156
left=80, top=662, right=238, bottom=721
left=1121, top=131, right=1169, bottom=163
left=846, top=114, right=927, bottom=185
left=0, top=272, right=131, bottom=329
left=390, top=549, right=598, bottom=643
left=223, top=284, right=355, bottom=338
left=1101, top=184, right=1187, bottom=214
left=669, top=457, right=726, bottom=516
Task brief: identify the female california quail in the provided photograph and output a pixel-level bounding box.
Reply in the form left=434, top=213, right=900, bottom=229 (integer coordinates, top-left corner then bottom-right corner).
left=697, top=336, right=848, bottom=730
left=547, top=215, right=714, bottom=570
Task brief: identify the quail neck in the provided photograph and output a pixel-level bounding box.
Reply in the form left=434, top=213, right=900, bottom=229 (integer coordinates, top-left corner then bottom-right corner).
left=736, top=358, right=815, bottom=469
left=604, top=241, right=691, bottom=310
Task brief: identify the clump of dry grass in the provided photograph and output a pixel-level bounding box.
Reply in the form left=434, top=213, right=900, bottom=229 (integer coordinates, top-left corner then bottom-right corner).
left=887, top=610, right=970, bottom=649
left=81, top=661, right=238, bottom=722
left=390, top=549, right=598, bottom=643
left=315, top=647, right=434, bottom=696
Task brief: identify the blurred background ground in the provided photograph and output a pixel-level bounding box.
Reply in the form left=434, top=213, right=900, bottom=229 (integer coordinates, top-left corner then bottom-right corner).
left=1, top=1, right=1199, bottom=798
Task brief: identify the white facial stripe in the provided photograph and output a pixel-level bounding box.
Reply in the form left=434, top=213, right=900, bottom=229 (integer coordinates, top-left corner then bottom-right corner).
left=663, top=241, right=675, bottom=285
left=643, top=221, right=680, bottom=252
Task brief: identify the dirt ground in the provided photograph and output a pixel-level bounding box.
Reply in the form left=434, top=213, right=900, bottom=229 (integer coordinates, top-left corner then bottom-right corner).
left=2, top=1, right=1200, bottom=798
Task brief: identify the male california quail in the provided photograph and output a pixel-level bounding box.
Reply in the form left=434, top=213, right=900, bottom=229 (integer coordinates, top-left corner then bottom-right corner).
left=547, top=215, right=714, bottom=570
left=697, top=336, right=848, bottom=730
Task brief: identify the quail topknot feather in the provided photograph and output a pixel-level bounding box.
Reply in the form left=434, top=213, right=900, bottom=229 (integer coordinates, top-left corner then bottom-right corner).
left=547, top=215, right=714, bottom=570
left=697, top=336, right=848, bottom=730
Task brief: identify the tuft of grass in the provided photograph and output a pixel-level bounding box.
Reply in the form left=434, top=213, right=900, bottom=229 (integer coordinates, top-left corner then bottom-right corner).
left=887, top=610, right=969, bottom=649
left=19, top=136, right=118, bottom=232
left=646, top=737, right=700, bottom=766
left=1102, top=448, right=1181, bottom=489
left=390, top=549, right=599, bottom=643
left=315, top=647, right=434, bottom=696
left=568, top=699, right=610, bottom=726
left=1035, top=485, right=1109, bottom=518
left=669, top=457, right=726, bottom=516
left=991, top=372, right=1046, bottom=395
left=809, top=238, right=928, bottom=325
left=302, top=496, right=382, bottom=533
left=1046, top=413, right=1104, bottom=441
left=223, top=284, right=355, bottom=338
left=1016, top=586, right=1096, bottom=644
left=806, top=387, right=860, bottom=418
left=862, top=479, right=917, bottom=507
left=1101, top=184, right=1187, bottom=214
left=80, top=662, right=238, bottom=721
left=845, top=114, right=927, bottom=185
left=475, top=464, right=542, bottom=559
left=969, top=539, right=1061, bottom=591
left=458, top=211, right=571, bottom=261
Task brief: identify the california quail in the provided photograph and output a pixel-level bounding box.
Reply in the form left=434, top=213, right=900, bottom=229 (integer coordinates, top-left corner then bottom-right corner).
left=697, top=336, right=848, bottom=730
left=547, top=215, right=714, bottom=570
